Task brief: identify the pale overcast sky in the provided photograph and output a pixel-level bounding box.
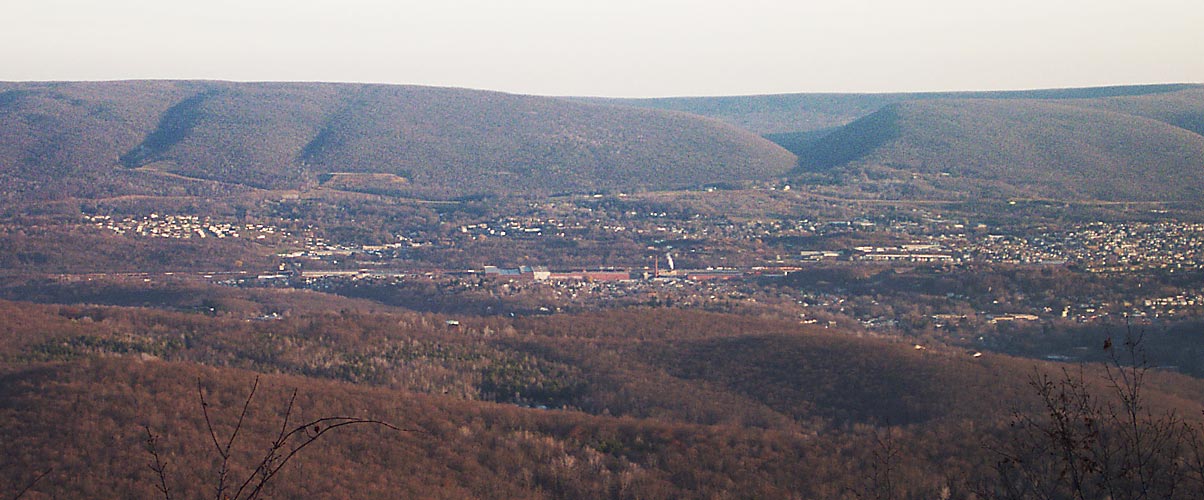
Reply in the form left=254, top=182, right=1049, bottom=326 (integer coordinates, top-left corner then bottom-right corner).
left=3, top=0, right=1201, bottom=97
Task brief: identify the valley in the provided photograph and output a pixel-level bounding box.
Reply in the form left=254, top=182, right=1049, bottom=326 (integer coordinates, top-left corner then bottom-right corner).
left=3, top=81, right=1204, bottom=499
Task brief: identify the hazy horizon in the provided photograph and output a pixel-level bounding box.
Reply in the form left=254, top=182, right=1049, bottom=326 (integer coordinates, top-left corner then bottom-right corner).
left=5, top=0, right=1203, bottom=98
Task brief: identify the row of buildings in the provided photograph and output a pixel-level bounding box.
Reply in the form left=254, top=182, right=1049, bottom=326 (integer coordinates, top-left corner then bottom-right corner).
left=481, top=265, right=751, bottom=282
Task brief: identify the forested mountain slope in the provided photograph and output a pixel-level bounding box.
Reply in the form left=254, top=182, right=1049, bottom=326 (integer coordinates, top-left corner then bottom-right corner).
left=0, top=81, right=796, bottom=202
left=797, top=97, right=1204, bottom=200
left=4, top=298, right=1204, bottom=498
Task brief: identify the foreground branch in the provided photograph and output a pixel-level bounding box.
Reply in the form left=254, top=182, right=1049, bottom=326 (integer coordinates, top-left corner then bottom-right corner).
left=147, top=377, right=418, bottom=500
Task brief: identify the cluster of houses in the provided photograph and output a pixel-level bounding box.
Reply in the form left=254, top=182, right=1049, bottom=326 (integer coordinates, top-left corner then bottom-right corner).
left=934, top=221, right=1204, bottom=270
left=826, top=221, right=1204, bottom=271
left=86, top=214, right=283, bottom=241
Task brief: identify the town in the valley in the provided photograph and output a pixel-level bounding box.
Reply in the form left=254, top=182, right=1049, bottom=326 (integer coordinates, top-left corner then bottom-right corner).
left=4, top=192, right=1192, bottom=372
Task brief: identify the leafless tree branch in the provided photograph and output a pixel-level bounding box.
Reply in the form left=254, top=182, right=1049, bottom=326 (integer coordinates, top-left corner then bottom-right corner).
left=144, top=426, right=172, bottom=500
left=10, top=467, right=53, bottom=500
left=148, top=377, right=420, bottom=500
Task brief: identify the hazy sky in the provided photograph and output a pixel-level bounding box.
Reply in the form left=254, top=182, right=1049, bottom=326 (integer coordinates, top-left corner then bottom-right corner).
left=3, top=0, right=1201, bottom=97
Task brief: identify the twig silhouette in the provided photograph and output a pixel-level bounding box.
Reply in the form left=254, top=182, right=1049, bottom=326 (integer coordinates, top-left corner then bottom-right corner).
left=146, top=376, right=421, bottom=500
left=10, top=467, right=53, bottom=500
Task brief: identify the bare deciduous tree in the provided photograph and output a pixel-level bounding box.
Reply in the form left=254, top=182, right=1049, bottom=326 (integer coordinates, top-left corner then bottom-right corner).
left=987, top=327, right=1204, bottom=500
left=145, top=376, right=415, bottom=500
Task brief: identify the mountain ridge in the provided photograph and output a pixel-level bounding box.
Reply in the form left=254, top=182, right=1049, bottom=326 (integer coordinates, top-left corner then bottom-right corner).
left=0, top=80, right=797, bottom=201
left=598, top=83, right=1204, bottom=201
left=4, top=80, right=1204, bottom=203
left=795, top=94, right=1204, bottom=200
left=590, top=83, right=1204, bottom=134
